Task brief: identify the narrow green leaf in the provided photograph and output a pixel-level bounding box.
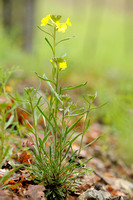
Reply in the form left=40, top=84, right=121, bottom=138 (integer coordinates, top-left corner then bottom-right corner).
left=82, top=136, right=101, bottom=150
left=61, top=82, right=87, bottom=92
left=84, top=119, right=90, bottom=133
left=34, top=96, right=42, bottom=109
left=61, top=143, right=72, bottom=162
left=21, top=115, right=35, bottom=133
left=66, top=117, right=83, bottom=134
left=83, top=95, right=90, bottom=105
left=82, top=157, right=93, bottom=165
left=62, top=160, right=78, bottom=172
left=42, top=73, right=62, bottom=103
left=65, top=110, right=89, bottom=118
left=69, top=132, right=82, bottom=145
left=39, top=137, right=42, bottom=147
left=37, top=106, right=54, bottom=131
left=32, top=80, right=41, bottom=97
left=62, top=132, right=82, bottom=159
left=35, top=72, right=56, bottom=85
left=42, top=131, right=50, bottom=146
left=8, top=94, right=28, bottom=103
left=45, top=37, right=54, bottom=54
left=51, top=113, right=61, bottom=136
left=56, top=36, right=75, bottom=46
left=37, top=26, right=53, bottom=37
left=4, top=115, right=14, bottom=130
left=90, top=102, right=108, bottom=111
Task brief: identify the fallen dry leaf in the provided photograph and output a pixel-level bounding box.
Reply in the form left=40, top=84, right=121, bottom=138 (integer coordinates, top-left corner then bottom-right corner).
left=24, top=185, right=46, bottom=200
left=0, top=189, right=13, bottom=200
left=18, top=151, right=33, bottom=164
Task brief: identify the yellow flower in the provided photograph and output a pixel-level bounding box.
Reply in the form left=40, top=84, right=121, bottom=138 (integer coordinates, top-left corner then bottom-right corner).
left=48, top=95, right=51, bottom=102
left=59, top=61, right=67, bottom=69
left=41, top=14, right=51, bottom=26
left=66, top=18, right=72, bottom=26
left=56, top=21, right=67, bottom=33
left=5, top=86, right=12, bottom=93
left=58, top=23, right=67, bottom=33
left=40, top=15, right=71, bottom=33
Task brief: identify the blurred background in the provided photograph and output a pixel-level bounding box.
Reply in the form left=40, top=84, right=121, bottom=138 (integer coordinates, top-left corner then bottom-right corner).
left=0, top=0, right=133, bottom=165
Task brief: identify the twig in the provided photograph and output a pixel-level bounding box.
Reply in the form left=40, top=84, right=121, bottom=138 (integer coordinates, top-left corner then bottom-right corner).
left=93, top=170, right=111, bottom=185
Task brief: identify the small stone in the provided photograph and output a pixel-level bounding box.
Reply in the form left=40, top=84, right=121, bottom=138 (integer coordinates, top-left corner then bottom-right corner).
left=78, top=188, right=112, bottom=200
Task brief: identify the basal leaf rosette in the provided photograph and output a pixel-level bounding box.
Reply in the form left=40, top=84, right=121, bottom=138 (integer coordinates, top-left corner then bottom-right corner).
left=41, top=14, right=72, bottom=33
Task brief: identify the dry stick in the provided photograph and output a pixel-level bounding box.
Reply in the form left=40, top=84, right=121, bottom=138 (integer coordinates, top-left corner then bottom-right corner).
left=93, top=169, right=111, bottom=185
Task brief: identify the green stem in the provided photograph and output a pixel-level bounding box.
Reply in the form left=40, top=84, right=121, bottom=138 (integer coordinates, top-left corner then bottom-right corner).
left=78, top=110, right=89, bottom=156
left=29, top=96, right=40, bottom=156
left=59, top=104, right=64, bottom=172
left=53, top=27, right=58, bottom=160
left=53, top=27, right=56, bottom=57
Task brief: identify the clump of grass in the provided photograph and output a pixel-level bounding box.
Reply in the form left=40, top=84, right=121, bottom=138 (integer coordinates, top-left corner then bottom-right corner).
left=17, top=14, right=100, bottom=199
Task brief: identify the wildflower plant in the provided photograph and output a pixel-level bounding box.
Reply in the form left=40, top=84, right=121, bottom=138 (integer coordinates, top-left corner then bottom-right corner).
left=22, top=15, right=100, bottom=199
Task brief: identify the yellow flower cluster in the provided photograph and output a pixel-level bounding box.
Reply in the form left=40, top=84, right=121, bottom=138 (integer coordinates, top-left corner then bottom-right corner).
left=50, top=57, right=67, bottom=69
left=41, top=14, right=71, bottom=33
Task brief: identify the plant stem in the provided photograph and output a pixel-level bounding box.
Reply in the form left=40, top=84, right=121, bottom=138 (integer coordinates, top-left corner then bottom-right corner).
left=53, top=27, right=58, bottom=160
left=29, top=96, right=40, bottom=156
left=59, top=104, right=65, bottom=172
left=78, top=110, right=89, bottom=156
left=53, top=27, right=56, bottom=57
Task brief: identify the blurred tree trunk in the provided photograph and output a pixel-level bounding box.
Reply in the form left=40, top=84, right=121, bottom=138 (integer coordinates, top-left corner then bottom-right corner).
left=22, top=0, right=35, bottom=53
left=2, top=0, right=12, bottom=31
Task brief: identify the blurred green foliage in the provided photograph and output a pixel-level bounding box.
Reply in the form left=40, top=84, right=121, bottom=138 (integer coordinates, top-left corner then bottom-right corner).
left=0, top=0, right=133, bottom=164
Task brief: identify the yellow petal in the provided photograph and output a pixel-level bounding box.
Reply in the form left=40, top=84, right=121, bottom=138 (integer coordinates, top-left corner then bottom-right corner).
left=66, top=18, right=72, bottom=26
left=55, top=21, right=60, bottom=27
left=59, top=61, right=67, bottom=69
left=58, top=23, right=67, bottom=33
left=41, top=14, right=51, bottom=26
